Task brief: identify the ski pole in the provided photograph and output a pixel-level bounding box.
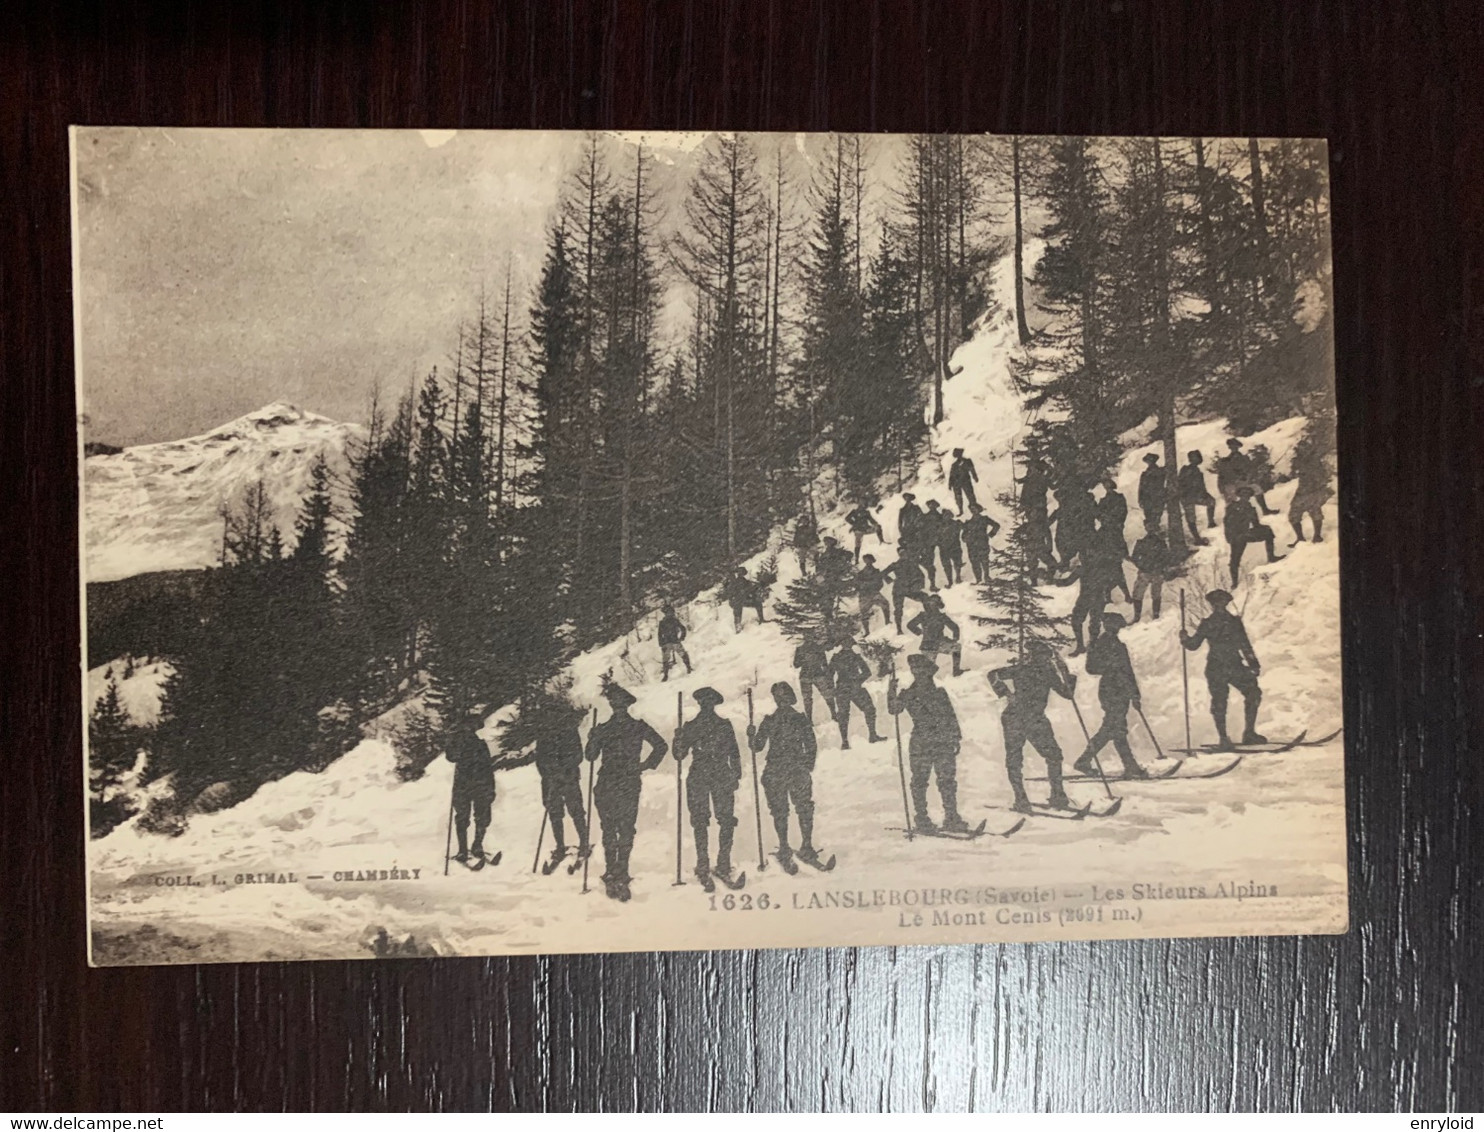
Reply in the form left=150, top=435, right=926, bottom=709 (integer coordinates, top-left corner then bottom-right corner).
left=443, top=797, right=456, bottom=877
left=746, top=685, right=766, bottom=871
left=530, top=808, right=548, bottom=874
left=1179, top=589, right=1192, bottom=756
left=673, top=690, right=684, bottom=887
left=1135, top=704, right=1167, bottom=762
left=890, top=675, right=914, bottom=839
left=581, top=707, right=597, bottom=895
left=1068, top=695, right=1117, bottom=801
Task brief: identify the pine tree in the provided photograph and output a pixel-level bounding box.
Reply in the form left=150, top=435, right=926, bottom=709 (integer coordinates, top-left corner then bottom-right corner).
left=89, top=676, right=141, bottom=835
left=973, top=489, right=1070, bottom=660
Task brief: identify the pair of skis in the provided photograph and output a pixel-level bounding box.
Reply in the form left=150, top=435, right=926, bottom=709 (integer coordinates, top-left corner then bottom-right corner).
left=1167, top=726, right=1341, bottom=757
left=453, top=849, right=503, bottom=872
left=774, top=848, right=838, bottom=875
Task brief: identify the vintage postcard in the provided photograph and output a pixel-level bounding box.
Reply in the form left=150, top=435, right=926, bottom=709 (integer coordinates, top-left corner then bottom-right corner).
left=73, top=128, right=1344, bottom=965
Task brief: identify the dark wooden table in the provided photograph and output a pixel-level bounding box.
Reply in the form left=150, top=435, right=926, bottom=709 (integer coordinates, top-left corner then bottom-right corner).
left=3, top=0, right=1480, bottom=1112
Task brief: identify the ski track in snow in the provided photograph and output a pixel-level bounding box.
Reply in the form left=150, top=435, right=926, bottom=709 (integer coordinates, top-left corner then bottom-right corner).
left=87, top=251, right=1346, bottom=963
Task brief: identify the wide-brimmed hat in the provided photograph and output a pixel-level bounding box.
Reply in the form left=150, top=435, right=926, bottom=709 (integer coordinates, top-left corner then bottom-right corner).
left=1227, top=438, right=1244, bottom=449
left=1102, top=612, right=1127, bottom=630
left=908, top=653, right=938, bottom=674
left=902, top=492, right=916, bottom=502
left=601, top=683, right=637, bottom=708
left=1143, top=453, right=1161, bottom=464
left=1206, top=589, right=1233, bottom=606
left=693, top=687, right=723, bottom=708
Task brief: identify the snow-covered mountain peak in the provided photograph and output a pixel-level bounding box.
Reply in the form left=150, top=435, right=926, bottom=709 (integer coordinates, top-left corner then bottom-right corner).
left=84, top=403, right=362, bottom=583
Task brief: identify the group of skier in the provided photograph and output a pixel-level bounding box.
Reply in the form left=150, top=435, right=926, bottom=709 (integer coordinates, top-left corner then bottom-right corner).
left=442, top=428, right=1318, bottom=896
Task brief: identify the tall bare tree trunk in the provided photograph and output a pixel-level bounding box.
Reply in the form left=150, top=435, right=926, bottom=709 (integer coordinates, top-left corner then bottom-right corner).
left=495, top=265, right=512, bottom=515
left=1152, top=139, right=1187, bottom=555
left=1012, top=136, right=1032, bottom=345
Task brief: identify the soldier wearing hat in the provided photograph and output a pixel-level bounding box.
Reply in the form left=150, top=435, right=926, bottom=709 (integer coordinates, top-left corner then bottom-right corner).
left=989, top=640, right=1076, bottom=813
left=674, top=687, right=743, bottom=890
left=1181, top=590, right=1267, bottom=748
left=1018, top=457, right=1059, bottom=578
left=1049, top=483, right=1097, bottom=568
left=889, top=653, right=969, bottom=833
left=657, top=604, right=692, bottom=682
left=1177, top=451, right=1216, bottom=545
left=791, top=633, right=837, bottom=724
left=920, top=500, right=950, bottom=589
left=792, top=509, right=819, bottom=575
left=448, top=704, right=498, bottom=866
left=845, top=501, right=886, bottom=563
left=828, top=636, right=886, bottom=750
left=1073, top=613, right=1149, bottom=779
left=722, top=566, right=766, bottom=633
left=530, top=695, right=590, bottom=870
left=949, top=447, right=980, bottom=515
left=1137, top=453, right=1167, bottom=535
left=819, top=535, right=855, bottom=579
left=961, top=502, right=1001, bottom=584
left=855, top=553, right=892, bottom=633
left=1223, top=486, right=1285, bottom=584
left=1095, top=475, right=1128, bottom=545
left=897, top=492, right=924, bottom=558
left=907, top=593, right=964, bottom=676
left=585, top=680, right=669, bottom=901
left=1215, top=437, right=1252, bottom=506
left=881, top=551, right=929, bottom=634
left=747, top=681, right=825, bottom=873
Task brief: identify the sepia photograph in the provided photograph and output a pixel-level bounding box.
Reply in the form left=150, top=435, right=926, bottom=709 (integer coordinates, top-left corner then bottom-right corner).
left=73, top=127, right=1343, bottom=966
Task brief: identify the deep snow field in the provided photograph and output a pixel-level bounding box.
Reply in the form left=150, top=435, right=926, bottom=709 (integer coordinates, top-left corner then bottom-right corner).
left=85, top=251, right=1346, bottom=964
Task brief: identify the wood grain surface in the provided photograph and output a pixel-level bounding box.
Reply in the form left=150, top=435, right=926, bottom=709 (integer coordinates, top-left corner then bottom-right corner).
left=3, top=0, right=1480, bottom=1113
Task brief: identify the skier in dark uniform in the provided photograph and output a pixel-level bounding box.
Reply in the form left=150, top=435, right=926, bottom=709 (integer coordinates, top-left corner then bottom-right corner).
left=1215, top=438, right=1251, bottom=507
left=897, top=493, right=924, bottom=559
left=1049, top=484, right=1097, bottom=570
left=961, top=502, right=1001, bottom=584
left=845, top=502, right=886, bottom=563
left=888, top=653, right=968, bottom=832
left=1094, top=481, right=1133, bottom=602
left=748, top=681, right=825, bottom=873
left=907, top=593, right=964, bottom=676
left=1178, top=451, right=1216, bottom=545
left=1073, top=612, right=1149, bottom=779
left=1288, top=453, right=1333, bottom=545
left=792, top=510, right=819, bottom=575
left=1224, top=486, right=1285, bottom=584
left=1020, top=457, right=1059, bottom=578
left=585, top=681, right=668, bottom=901
left=882, top=552, right=929, bottom=634
left=1067, top=547, right=1109, bottom=658
left=792, top=634, right=837, bottom=724
left=948, top=447, right=979, bottom=515
left=819, top=536, right=855, bottom=579
left=856, top=553, right=891, bottom=633
left=828, top=637, right=886, bottom=749
left=674, top=687, right=743, bottom=890
left=938, top=507, right=966, bottom=587
left=1137, top=453, right=1167, bottom=535
left=1180, top=589, right=1267, bottom=749
left=657, top=604, right=692, bottom=681
left=919, top=500, right=951, bottom=589
left=988, top=640, right=1075, bottom=813
left=448, top=705, right=497, bottom=866
left=1096, top=475, right=1128, bottom=545
left=531, top=700, right=590, bottom=871
left=722, top=567, right=766, bottom=632
left=1127, top=526, right=1171, bottom=622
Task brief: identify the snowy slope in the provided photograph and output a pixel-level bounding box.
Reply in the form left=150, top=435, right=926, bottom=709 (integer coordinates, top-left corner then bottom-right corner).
left=86, top=256, right=1346, bottom=965
left=83, top=402, right=361, bottom=583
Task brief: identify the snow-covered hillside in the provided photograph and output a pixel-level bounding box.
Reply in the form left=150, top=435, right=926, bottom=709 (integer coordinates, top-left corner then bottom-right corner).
left=83, top=402, right=360, bottom=583
left=86, top=258, right=1346, bottom=965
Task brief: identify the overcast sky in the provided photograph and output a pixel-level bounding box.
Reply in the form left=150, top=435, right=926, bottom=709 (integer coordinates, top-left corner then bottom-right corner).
left=73, top=128, right=941, bottom=445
